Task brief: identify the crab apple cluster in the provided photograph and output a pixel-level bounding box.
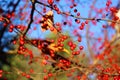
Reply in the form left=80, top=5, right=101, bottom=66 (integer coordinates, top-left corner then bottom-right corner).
left=55, top=35, right=68, bottom=47
left=19, top=36, right=25, bottom=45
left=68, top=41, right=75, bottom=50
left=0, top=13, right=15, bottom=27
left=59, top=59, right=71, bottom=67
left=53, top=4, right=61, bottom=14
left=78, top=21, right=89, bottom=30
left=21, top=72, right=31, bottom=79
left=9, top=25, right=14, bottom=32
left=105, top=1, right=119, bottom=28
left=70, top=3, right=77, bottom=9
left=72, top=50, right=80, bottom=55
left=17, top=46, right=26, bottom=55
left=8, top=24, right=26, bottom=33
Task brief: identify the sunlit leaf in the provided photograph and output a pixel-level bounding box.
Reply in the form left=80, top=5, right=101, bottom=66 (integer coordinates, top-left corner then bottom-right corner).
left=40, top=10, right=57, bottom=34
left=48, top=43, right=70, bottom=55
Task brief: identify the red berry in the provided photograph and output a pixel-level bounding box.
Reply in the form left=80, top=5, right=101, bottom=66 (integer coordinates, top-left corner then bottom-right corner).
left=29, top=69, right=34, bottom=73
left=43, top=7, right=46, bottom=13
left=63, top=35, right=68, bottom=39
left=50, top=53, right=55, bottom=57
left=77, top=37, right=81, bottom=42
left=38, top=45, right=42, bottom=49
left=43, top=69, right=47, bottom=73
left=70, top=46, right=74, bottom=50
left=74, top=9, right=77, bottom=13
left=114, top=16, right=119, bottom=20
left=12, top=40, right=16, bottom=44
left=102, top=25, right=107, bottom=28
left=9, top=28, right=13, bottom=32
left=44, top=76, right=48, bottom=80
left=3, top=23, right=7, bottom=27
left=10, top=25, right=14, bottom=29
left=42, top=60, right=47, bottom=65
left=73, top=3, right=77, bottom=7
left=50, top=27, right=54, bottom=31
left=79, top=26, right=84, bottom=30
left=79, top=46, right=84, bottom=50
left=85, top=20, right=88, bottom=24
left=26, top=74, right=30, bottom=78
left=7, top=14, right=11, bottom=18
left=45, top=55, right=49, bottom=60
left=70, top=5, right=73, bottom=8
left=106, top=1, right=112, bottom=7
left=76, top=19, right=80, bottom=24
left=0, top=70, right=3, bottom=73
left=68, top=41, right=73, bottom=46
left=48, top=73, right=53, bottom=77
left=77, top=12, right=80, bottom=16
left=72, top=51, right=76, bottom=55
left=72, top=44, right=76, bottom=48
left=17, top=25, right=21, bottom=29
left=47, top=0, right=53, bottom=5
left=20, top=40, right=24, bottom=45
left=77, top=75, right=81, bottom=80
left=0, top=17, right=3, bottom=21
left=0, top=74, right=2, bottom=78
left=81, top=22, right=85, bottom=26
left=76, top=50, right=80, bottom=55
left=110, top=7, right=117, bottom=13
left=60, top=43, right=64, bottom=47
left=22, top=73, right=26, bottom=76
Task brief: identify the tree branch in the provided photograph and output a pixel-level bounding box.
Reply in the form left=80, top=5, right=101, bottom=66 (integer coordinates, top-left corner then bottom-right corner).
left=36, top=1, right=120, bottom=24
left=23, top=0, right=36, bottom=36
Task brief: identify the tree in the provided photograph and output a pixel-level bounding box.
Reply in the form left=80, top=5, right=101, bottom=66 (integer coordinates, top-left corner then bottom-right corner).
left=0, top=0, right=120, bottom=80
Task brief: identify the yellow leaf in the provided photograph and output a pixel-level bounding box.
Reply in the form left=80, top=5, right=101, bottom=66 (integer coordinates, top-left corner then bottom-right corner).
left=47, top=19, right=57, bottom=33
left=62, top=48, right=70, bottom=54
left=40, top=10, right=57, bottom=34
left=48, top=43, right=70, bottom=54
left=31, top=0, right=34, bottom=3
left=46, top=10, right=53, bottom=16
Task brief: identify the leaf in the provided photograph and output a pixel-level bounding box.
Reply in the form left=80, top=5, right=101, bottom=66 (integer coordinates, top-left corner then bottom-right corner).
left=31, top=0, right=35, bottom=3
left=46, top=10, right=53, bottom=17
left=40, top=10, right=57, bottom=34
left=48, top=43, right=70, bottom=54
